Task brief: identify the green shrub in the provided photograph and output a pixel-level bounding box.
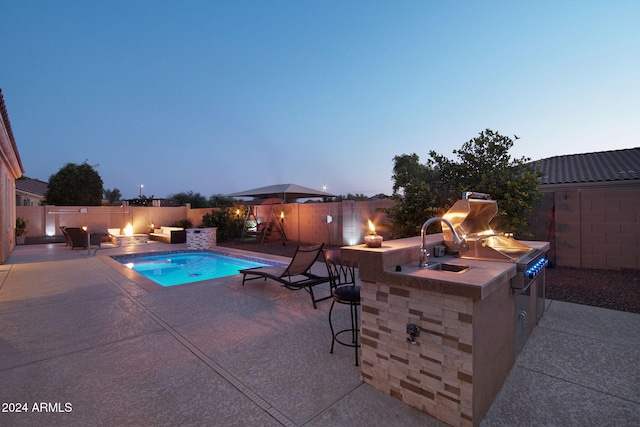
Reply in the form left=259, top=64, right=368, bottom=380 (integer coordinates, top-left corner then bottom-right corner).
left=172, top=219, right=192, bottom=229
left=16, top=217, right=28, bottom=236
left=200, top=208, right=245, bottom=242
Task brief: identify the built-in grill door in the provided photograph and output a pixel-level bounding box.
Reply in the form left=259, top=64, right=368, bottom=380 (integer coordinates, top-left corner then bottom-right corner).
left=514, top=272, right=545, bottom=358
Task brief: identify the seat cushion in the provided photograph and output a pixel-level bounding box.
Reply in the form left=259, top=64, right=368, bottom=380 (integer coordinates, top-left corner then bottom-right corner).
left=333, top=285, right=361, bottom=304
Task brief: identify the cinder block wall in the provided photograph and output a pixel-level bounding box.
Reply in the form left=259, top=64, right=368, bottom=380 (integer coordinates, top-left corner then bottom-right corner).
left=295, top=200, right=393, bottom=246
left=188, top=207, right=212, bottom=227
left=19, top=188, right=638, bottom=270
left=15, top=205, right=45, bottom=238
left=531, top=183, right=640, bottom=270
left=251, top=199, right=395, bottom=247
left=554, top=189, right=582, bottom=268
left=16, top=205, right=192, bottom=237
left=7, top=200, right=393, bottom=246
left=527, top=192, right=555, bottom=261
left=580, top=187, right=639, bottom=269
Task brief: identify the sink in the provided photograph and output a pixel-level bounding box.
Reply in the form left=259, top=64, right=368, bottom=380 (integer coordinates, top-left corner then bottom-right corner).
left=424, top=263, right=469, bottom=273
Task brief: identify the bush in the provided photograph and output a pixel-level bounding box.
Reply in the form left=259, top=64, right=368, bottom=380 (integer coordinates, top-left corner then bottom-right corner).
left=16, top=217, right=28, bottom=236
left=172, top=219, right=192, bottom=229
left=200, top=208, right=244, bottom=242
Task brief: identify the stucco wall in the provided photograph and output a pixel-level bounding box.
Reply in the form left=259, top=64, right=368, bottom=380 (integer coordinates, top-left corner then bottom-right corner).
left=0, top=166, right=17, bottom=261
left=0, top=98, right=23, bottom=262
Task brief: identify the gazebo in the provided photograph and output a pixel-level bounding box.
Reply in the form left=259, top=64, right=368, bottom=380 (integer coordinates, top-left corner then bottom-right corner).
left=228, top=184, right=336, bottom=244
left=227, top=183, right=335, bottom=203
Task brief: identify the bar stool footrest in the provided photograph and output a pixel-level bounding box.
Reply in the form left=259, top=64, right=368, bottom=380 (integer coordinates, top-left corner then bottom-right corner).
left=333, top=328, right=360, bottom=348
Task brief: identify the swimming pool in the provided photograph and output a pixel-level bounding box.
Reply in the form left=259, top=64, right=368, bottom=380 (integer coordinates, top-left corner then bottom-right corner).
left=112, top=251, right=284, bottom=287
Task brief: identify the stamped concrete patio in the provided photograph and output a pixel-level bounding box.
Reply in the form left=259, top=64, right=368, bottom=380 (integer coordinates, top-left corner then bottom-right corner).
left=1, top=242, right=639, bottom=426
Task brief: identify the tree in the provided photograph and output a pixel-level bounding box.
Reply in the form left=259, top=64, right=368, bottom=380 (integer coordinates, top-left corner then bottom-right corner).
left=387, top=129, right=542, bottom=238
left=168, top=191, right=209, bottom=208
left=103, top=188, right=122, bottom=204
left=343, top=193, right=371, bottom=201
left=45, top=162, right=103, bottom=206
left=327, top=193, right=391, bottom=202
left=208, top=194, right=236, bottom=208
left=387, top=177, right=438, bottom=238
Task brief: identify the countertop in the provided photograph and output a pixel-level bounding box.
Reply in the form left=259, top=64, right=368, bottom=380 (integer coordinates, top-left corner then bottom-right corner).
left=384, top=255, right=517, bottom=300
left=342, top=235, right=549, bottom=300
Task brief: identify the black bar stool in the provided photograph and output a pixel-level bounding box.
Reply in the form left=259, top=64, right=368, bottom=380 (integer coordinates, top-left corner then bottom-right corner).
left=324, top=249, right=360, bottom=366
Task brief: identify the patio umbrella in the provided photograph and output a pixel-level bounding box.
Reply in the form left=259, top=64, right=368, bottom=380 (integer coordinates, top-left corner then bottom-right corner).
left=227, top=183, right=335, bottom=203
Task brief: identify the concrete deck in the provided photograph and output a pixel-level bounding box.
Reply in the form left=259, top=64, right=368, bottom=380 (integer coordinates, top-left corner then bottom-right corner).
left=1, top=242, right=638, bottom=426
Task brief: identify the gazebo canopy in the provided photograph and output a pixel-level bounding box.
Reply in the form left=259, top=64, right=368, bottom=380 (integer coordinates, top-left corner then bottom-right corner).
left=227, top=183, right=335, bottom=203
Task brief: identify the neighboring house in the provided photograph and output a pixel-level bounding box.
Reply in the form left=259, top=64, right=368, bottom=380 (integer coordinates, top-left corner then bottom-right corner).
left=529, top=148, right=640, bottom=270
left=123, top=198, right=180, bottom=207
left=0, top=89, right=26, bottom=263
left=16, top=178, right=48, bottom=206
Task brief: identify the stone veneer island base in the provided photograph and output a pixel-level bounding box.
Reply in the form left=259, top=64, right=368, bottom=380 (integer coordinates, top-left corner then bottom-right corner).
left=342, top=234, right=549, bottom=427
left=186, top=228, right=217, bottom=250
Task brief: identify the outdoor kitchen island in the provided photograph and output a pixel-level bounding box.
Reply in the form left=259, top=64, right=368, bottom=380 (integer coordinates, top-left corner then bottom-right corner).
left=341, top=234, right=549, bottom=427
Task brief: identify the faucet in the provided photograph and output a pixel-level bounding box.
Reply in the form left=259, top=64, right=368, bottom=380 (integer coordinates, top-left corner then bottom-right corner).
left=419, top=217, right=468, bottom=268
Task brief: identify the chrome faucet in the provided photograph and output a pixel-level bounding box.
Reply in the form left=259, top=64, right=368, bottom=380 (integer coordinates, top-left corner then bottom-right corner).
left=419, top=217, right=468, bottom=268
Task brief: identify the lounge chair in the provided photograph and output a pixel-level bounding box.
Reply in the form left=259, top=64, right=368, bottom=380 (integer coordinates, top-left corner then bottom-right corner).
left=240, top=243, right=331, bottom=308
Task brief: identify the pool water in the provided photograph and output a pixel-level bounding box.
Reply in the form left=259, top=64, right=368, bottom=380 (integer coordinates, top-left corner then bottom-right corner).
left=114, top=251, right=275, bottom=287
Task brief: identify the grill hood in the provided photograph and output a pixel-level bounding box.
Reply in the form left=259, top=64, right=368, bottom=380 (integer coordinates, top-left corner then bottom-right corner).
left=442, top=192, right=534, bottom=263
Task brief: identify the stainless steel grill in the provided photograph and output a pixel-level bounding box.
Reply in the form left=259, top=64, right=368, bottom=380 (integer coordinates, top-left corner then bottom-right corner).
left=441, top=192, right=548, bottom=356
left=442, top=192, right=548, bottom=291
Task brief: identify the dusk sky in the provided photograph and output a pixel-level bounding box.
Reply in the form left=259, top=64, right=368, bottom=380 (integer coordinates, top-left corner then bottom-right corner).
left=2, top=1, right=638, bottom=199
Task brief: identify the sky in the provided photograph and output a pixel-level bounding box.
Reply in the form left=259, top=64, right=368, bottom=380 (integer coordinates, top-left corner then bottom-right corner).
left=2, top=1, right=639, bottom=199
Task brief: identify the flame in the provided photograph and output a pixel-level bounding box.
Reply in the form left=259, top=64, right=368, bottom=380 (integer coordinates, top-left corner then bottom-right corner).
left=367, top=220, right=376, bottom=234
left=280, top=211, right=285, bottom=220
left=123, top=223, right=133, bottom=236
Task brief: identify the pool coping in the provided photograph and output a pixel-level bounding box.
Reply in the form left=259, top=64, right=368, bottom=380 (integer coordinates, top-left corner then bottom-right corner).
left=99, top=247, right=292, bottom=293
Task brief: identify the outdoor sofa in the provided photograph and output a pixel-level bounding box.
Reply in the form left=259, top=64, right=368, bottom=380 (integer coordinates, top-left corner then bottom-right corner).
left=149, top=226, right=186, bottom=244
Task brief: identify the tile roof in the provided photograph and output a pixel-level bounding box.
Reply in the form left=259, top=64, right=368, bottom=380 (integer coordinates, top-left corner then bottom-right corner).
left=536, top=148, right=640, bottom=185
left=16, top=178, right=48, bottom=196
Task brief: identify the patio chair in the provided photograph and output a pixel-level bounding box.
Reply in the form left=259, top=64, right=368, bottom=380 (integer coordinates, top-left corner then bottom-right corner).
left=240, top=243, right=331, bottom=308
left=65, top=227, right=102, bottom=252
left=323, top=248, right=358, bottom=291
left=59, top=226, right=72, bottom=246
left=65, top=228, right=86, bottom=249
